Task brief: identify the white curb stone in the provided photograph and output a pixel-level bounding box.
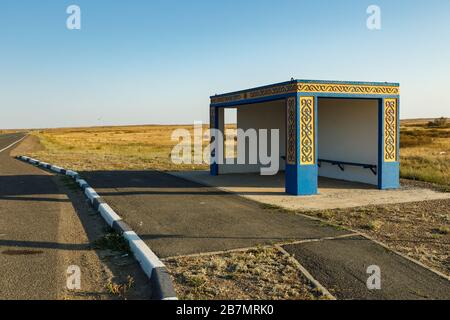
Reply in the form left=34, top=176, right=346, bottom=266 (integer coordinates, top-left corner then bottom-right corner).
left=66, top=170, right=78, bottom=177
left=84, top=187, right=100, bottom=203
left=76, top=179, right=88, bottom=188
left=50, top=165, right=63, bottom=173
left=98, top=203, right=122, bottom=228
left=124, top=231, right=165, bottom=279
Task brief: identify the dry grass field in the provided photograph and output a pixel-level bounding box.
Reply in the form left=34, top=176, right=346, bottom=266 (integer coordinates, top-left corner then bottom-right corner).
left=0, top=129, right=24, bottom=134
left=400, top=119, right=449, bottom=189
left=28, top=125, right=210, bottom=172
left=26, top=120, right=450, bottom=191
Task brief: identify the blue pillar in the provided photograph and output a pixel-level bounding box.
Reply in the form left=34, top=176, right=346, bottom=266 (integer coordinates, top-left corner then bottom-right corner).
left=210, top=106, right=219, bottom=176
left=285, top=95, right=318, bottom=195
left=378, top=97, right=400, bottom=189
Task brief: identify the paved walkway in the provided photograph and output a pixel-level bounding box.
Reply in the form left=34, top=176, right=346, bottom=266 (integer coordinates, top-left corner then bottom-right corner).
left=81, top=170, right=348, bottom=258
left=82, top=169, right=450, bottom=299
left=283, top=236, right=449, bottom=300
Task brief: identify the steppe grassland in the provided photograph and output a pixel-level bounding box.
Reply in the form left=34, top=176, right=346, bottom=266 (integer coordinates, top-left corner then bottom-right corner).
left=400, top=119, right=449, bottom=189
left=29, top=120, right=449, bottom=190
left=30, top=125, right=212, bottom=171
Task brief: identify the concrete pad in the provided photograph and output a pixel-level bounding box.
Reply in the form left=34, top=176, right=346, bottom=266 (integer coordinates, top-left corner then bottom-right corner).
left=170, top=171, right=450, bottom=211
left=283, top=236, right=450, bottom=300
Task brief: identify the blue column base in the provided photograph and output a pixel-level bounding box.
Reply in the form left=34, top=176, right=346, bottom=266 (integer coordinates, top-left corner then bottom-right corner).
left=210, top=163, right=218, bottom=176
left=285, top=164, right=318, bottom=196
left=378, top=162, right=400, bottom=189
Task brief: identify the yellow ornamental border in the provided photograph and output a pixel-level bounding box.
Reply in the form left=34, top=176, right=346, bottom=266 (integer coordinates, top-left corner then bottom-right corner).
left=297, top=83, right=399, bottom=95
left=299, top=97, right=315, bottom=165
left=384, top=98, right=398, bottom=162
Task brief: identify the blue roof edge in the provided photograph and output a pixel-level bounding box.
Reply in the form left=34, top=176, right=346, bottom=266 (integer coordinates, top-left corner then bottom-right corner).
left=210, top=79, right=400, bottom=99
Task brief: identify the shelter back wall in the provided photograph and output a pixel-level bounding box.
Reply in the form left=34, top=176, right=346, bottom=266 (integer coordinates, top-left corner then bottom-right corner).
left=318, top=98, right=378, bottom=185
left=219, top=99, right=286, bottom=174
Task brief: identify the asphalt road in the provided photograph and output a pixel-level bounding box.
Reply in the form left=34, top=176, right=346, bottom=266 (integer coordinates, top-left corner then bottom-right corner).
left=0, top=134, right=150, bottom=300
left=0, top=133, right=64, bottom=299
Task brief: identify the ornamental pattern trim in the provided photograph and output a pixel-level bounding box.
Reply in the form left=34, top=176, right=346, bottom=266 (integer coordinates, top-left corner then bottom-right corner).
left=384, top=99, right=398, bottom=162
left=286, top=97, right=297, bottom=165
left=299, top=97, right=315, bottom=165
left=211, top=82, right=399, bottom=104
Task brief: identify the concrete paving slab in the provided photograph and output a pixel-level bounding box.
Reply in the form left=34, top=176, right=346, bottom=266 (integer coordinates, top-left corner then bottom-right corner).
left=171, top=171, right=450, bottom=211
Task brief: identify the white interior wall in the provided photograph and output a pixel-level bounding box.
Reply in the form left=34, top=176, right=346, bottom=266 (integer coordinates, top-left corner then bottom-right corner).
left=219, top=100, right=286, bottom=174
left=318, top=99, right=379, bottom=185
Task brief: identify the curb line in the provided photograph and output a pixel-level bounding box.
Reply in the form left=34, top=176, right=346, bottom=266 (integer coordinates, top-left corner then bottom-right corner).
left=16, top=155, right=178, bottom=300
left=275, top=245, right=336, bottom=300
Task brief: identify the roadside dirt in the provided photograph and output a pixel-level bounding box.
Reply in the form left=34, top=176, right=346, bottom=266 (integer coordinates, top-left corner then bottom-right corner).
left=401, top=178, right=450, bottom=193
left=10, top=134, right=43, bottom=156
left=53, top=175, right=151, bottom=300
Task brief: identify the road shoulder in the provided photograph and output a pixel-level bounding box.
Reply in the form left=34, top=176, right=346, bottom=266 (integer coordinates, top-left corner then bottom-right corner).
left=53, top=174, right=152, bottom=300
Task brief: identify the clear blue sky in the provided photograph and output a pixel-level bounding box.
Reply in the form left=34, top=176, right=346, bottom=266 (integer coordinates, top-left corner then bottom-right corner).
left=0, top=0, right=449, bottom=129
